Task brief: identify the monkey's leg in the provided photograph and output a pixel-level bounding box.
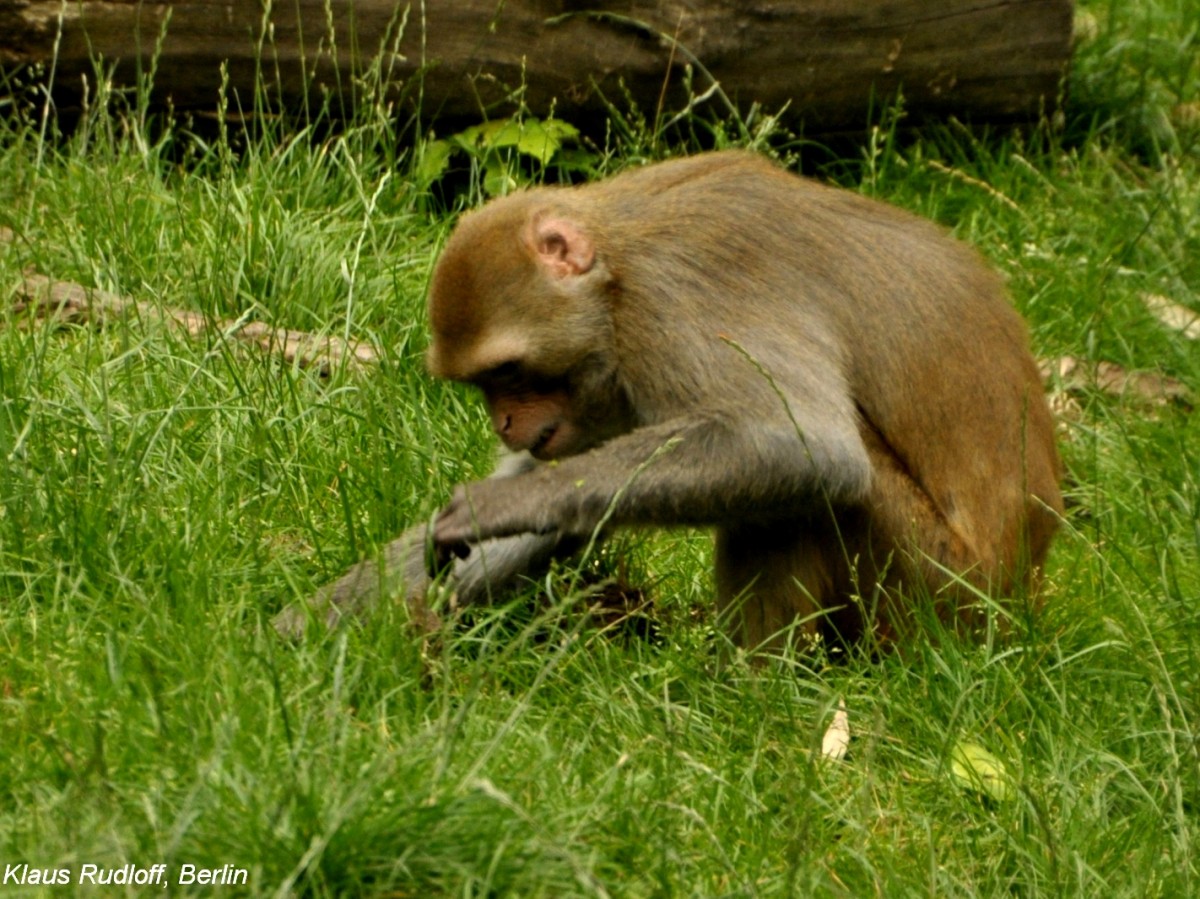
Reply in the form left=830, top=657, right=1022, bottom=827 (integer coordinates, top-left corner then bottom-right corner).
left=273, top=525, right=576, bottom=639
left=714, top=523, right=842, bottom=653
left=856, top=425, right=1004, bottom=638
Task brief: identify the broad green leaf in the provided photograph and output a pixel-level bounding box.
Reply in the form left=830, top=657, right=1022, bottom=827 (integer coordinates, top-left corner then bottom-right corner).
left=472, top=119, right=521, bottom=149
left=950, top=741, right=1015, bottom=802
left=484, top=163, right=519, bottom=197
left=414, top=139, right=453, bottom=188
left=517, top=120, right=580, bottom=163
left=516, top=122, right=558, bottom=163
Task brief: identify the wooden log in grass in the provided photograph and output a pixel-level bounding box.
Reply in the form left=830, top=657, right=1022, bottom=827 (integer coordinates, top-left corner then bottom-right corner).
left=9, top=271, right=378, bottom=375
left=0, top=0, right=1074, bottom=133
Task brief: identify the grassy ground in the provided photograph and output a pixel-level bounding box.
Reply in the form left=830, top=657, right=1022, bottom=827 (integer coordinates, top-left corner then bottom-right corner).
left=1, top=0, right=1198, bottom=895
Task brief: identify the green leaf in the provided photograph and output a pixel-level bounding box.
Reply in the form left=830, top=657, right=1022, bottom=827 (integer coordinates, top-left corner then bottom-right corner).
left=949, top=741, right=1015, bottom=802
left=485, top=119, right=524, bottom=149
left=414, top=139, right=453, bottom=188
left=516, top=120, right=580, bottom=164
left=450, top=122, right=500, bottom=152
left=548, top=146, right=595, bottom=173
left=483, top=162, right=519, bottom=197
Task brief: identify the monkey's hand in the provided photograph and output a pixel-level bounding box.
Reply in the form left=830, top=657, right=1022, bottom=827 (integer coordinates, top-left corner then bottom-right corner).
left=433, top=474, right=573, bottom=566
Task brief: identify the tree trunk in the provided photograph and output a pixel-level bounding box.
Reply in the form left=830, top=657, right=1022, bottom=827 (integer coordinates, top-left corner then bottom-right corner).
left=0, top=1, right=1074, bottom=134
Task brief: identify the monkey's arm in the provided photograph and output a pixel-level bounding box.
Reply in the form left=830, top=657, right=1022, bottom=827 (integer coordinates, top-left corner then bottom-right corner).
left=435, top=409, right=872, bottom=552
left=273, top=453, right=581, bottom=638
left=272, top=525, right=572, bottom=638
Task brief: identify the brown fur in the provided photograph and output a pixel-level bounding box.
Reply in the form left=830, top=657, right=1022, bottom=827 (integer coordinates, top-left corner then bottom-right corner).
left=281, top=151, right=1063, bottom=651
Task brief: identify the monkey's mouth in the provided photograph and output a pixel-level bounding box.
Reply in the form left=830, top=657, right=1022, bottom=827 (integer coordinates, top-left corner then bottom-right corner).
left=529, top=425, right=559, bottom=459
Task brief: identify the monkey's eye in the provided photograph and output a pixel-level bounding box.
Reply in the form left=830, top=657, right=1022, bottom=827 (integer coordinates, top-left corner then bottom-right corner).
left=478, top=361, right=523, bottom=392
left=489, top=361, right=521, bottom=381
left=477, top=362, right=566, bottom=399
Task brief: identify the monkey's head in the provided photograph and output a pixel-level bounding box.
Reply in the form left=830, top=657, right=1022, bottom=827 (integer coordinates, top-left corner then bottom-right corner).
left=426, top=192, right=625, bottom=461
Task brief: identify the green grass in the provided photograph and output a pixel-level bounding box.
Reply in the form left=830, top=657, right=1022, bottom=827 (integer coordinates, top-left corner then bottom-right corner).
left=1, top=0, right=1199, bottom=894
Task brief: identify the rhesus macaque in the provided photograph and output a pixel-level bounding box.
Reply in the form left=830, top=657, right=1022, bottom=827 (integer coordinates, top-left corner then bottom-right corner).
left=276, top=151, right=1062, bottom=649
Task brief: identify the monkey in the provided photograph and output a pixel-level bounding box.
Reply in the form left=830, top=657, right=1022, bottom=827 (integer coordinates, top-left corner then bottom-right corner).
left=275, top=150, right=1062, bottom=651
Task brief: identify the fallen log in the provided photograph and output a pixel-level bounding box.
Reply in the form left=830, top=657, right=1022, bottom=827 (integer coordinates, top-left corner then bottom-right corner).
left=9, top=271, right=378, bottom=375
left=0, top=1, right=1074, bottom=134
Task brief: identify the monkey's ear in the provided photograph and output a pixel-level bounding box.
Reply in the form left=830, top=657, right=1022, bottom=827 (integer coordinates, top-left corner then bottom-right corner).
left=530, top=215, right=595, bottom=278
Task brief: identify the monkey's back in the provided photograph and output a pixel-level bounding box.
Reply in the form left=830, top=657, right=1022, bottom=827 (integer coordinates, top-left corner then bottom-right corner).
left=587, top=152, right=1062, bottom=579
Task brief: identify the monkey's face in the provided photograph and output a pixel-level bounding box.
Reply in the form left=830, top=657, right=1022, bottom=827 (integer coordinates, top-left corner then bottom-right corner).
left=426, top=190, right=629, bottom=460
left=474, top=363, right=582, bottom=460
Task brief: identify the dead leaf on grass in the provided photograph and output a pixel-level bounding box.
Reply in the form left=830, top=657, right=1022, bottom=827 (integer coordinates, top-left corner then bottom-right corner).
left=1143, top=293, right=1200, bottom=340
left=1041, top=355, right=1191, bottom=409
left=1173, top=102, right=1200, bottom=130
left=821, top=698, right=851, bottom=761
